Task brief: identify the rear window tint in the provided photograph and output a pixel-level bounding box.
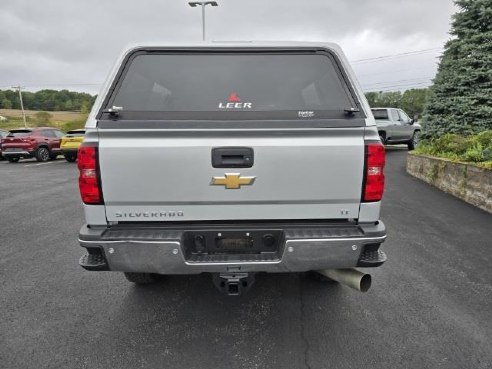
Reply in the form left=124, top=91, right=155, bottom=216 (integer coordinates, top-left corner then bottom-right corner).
left=67, top=130, right=85, bottom=136
left=109, top=53, right=355, bottom=113
left=7, top=130, right=32, bottom=137
left=372, top=109, right=389, bottom=120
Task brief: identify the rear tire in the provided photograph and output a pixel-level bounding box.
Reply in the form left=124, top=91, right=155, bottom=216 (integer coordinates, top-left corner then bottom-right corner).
left=64, top=154, right=77, bottom=162
left=7, top=156, right=20, bottom=163
left=379, top=133, right=386, bottom=145
left=35, top=147, right=50, bottom=162
left=408, top=131, right=420, bottom=151
left=124, top=272, right=159, bottom=284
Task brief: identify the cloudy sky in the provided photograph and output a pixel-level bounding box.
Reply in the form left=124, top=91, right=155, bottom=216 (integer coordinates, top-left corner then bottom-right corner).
left=0, top=0, right=456, bottom=95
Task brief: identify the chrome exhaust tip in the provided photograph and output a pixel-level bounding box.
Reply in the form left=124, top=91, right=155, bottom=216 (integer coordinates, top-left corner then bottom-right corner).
left=316, top=268, right=372, bottom=292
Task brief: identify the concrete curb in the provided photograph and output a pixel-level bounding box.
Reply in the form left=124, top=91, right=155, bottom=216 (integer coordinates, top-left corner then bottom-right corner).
left=406, top=153, right=492, bottom=214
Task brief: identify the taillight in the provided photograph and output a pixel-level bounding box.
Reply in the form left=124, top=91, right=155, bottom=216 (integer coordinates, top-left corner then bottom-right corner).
left=363, top=142, right=385, bottom=202
left=77, top=143, right=103, bottom=205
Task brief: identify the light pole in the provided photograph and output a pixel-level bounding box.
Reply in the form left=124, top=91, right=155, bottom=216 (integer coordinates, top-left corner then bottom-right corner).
left=12, top=85, right=27, bottom=128
left=188, top=1, right=218, bottom=41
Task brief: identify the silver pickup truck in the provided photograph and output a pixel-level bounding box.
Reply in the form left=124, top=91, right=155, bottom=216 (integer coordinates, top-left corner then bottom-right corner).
left=372, top=108, right=422, bottom=150
left=77, top=42, right=387, bottom=295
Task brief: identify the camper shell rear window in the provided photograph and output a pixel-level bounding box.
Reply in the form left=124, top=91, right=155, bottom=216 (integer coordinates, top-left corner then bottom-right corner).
left=99, top=49, right=364, bottom=122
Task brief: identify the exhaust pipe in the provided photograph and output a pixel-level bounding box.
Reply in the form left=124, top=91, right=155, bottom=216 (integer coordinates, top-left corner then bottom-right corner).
left=316, top=268, right=372, bottom=292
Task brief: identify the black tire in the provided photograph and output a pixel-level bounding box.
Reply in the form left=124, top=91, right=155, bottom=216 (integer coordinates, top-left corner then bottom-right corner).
left=35, top=147, right=50, bottom=162
left=408, top=131, right=420, bottom=151
left=64, top=154, right=77, bottom=162
left=379, top=133, right=386, bottom=145
left=7, top=156, right=20, bottom=163
left=124, top=272, right=159, bottom=284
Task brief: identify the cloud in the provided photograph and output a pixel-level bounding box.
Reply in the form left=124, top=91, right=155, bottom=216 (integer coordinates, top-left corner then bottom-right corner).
left=0, top=0, right=456, bottom=94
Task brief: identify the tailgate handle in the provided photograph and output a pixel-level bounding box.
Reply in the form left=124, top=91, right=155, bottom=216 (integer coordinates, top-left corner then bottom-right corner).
left=212, top=147, right=254, bottom=168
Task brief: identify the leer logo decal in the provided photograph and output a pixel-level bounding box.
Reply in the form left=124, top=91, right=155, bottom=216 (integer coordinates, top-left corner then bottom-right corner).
left=218, top=92, right=252, bottom=109
left=211, top=173, right=256, bottom=189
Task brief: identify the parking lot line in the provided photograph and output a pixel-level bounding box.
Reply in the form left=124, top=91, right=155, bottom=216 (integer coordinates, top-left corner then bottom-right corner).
left=24, top=161, right=56, bottom=167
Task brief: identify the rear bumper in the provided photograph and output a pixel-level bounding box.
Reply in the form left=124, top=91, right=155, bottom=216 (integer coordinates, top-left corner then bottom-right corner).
left=61, top=149, right=78, bottom=155
left=78, top=221, right=387, bottom=274
left=2, top=150, right=34, bottom=157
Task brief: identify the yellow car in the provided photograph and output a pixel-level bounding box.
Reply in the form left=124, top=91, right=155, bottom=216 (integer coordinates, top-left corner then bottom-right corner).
left=60, top=129, right=85, bottom=162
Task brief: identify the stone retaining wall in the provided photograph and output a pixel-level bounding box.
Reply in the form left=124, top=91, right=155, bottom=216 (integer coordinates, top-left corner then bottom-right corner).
left=406, top=153, right=492, bottom=214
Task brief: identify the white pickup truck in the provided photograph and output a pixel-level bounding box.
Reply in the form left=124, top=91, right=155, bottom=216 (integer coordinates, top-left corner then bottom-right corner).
left=77, top=42, right=387, bottom=295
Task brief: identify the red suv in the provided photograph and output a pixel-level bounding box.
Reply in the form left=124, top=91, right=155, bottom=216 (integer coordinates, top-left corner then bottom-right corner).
left=2, top=127, right=65, bottom=163
left=0, top=129, right=9, bottom=160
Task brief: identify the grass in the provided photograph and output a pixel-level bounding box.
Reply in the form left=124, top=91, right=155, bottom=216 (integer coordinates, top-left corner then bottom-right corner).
left=0, top=109, right=86, bottom=132
left=415, top=131, right=492, bottom=169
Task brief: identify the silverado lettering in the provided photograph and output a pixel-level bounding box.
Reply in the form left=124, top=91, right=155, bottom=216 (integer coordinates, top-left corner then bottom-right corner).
left=114, top=211, right=184, bottom=218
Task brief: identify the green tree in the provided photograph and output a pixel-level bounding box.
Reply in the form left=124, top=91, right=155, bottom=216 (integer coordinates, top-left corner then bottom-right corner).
left=423, top=0, right=492, bottom=138
left=400, top=88, right=429, bottom=119
left=64, top=100, right=74, bottom=110
left=365, top=91, right=403, bottom=108
left=379, top=91, right=402, bottom=108
left=1, top=99, right=12, bottom=109
left=365, top=92, right=380, bottom=107
left=0, top=89, right=96, bottom=112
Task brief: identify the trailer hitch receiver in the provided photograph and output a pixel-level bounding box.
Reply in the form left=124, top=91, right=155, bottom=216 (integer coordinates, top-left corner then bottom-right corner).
left=212, top=272, right=255, bottom=296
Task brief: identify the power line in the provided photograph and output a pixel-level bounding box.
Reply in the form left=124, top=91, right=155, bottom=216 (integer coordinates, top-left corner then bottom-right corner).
left=361, top=76, right=434, bottom=88
left=362, top=81, right=433, bottom=92
left=0, top=83, right=102, bottom=89
left=351, top=47, right=442, bottom=64
left=365, top=80, right=433, bottom=89
left=357, top=66, right=436, bottom=78
left=24, top=83, right=102, bottom=88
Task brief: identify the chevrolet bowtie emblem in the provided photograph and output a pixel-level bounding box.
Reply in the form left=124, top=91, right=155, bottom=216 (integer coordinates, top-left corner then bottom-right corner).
left=211, top=173, right=256, bottom=189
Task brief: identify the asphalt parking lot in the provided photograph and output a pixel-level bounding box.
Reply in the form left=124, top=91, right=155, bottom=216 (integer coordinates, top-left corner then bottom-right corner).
left=1, top=148, right=491, bottom=369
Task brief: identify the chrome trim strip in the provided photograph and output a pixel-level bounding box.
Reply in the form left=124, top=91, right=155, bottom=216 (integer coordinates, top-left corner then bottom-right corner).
left=286, top=235, right=386, bottom=243
left=78, top=239, right=180, bottom=245
left=185, top=260, right=281, bottom=266
left=2, top=151, right=30, bottom=155
left=79, top=235, right=385, bottom=245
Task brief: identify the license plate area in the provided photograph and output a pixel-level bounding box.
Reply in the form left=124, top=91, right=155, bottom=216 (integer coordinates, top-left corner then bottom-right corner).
left=215, top=236, right=254, bottom=252
left=182, top=230, right=284, bottom=261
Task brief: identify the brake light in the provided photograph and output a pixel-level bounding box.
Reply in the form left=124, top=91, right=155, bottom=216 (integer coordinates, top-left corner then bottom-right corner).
left=77, top=143, right=103, bottom=205
left=363, top=142, right=385, bottom=202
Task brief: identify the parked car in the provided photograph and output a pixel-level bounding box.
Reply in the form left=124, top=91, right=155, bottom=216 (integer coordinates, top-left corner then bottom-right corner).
left=0, top=129, right=9, bottom=160
left=61, top=129, right=86, bottom=162
left=2, top=127, right=65, bottom=162
left=372, top=108, right=421, bottom=150
left=77, top=42, right=387, bottom=295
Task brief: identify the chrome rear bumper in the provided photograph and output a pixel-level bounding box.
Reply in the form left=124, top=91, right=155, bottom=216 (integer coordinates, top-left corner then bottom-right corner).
left=78, top=221, right=387, bottom=274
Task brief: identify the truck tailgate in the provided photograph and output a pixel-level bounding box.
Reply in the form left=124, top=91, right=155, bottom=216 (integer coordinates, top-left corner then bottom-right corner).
left=99, top=128, right=364, bottom=222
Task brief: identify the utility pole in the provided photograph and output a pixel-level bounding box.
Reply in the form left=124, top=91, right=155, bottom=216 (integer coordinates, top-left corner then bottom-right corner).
left=188, top=1, right=219, bottom=41
left=12, top=85, right=27, bottom=128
